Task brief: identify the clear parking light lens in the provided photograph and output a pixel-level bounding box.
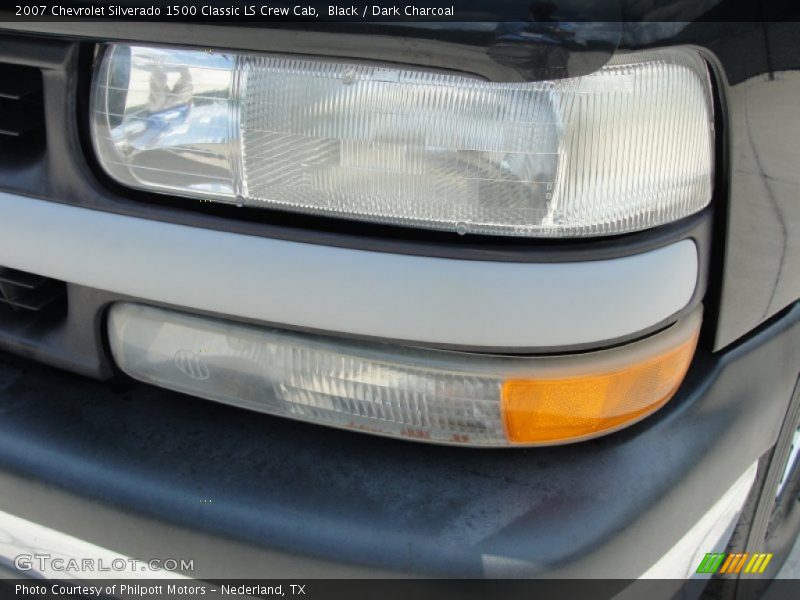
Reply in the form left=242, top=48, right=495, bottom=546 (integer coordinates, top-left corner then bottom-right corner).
left=92, top=44, right=714, bottom=237
left=108, top=303, right=702, bottom=446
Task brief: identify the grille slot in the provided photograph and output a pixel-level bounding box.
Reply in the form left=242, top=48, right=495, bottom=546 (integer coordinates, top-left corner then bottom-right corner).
left=0, top=267, right=66, bottom=313
left=0, top=63, right=45, bottom=149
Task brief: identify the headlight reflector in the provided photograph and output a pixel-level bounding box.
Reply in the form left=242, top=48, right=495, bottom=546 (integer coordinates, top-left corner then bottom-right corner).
left=92, top=44, right=714, bottom=237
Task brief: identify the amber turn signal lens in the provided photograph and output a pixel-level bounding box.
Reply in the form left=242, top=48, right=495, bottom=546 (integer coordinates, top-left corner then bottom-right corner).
left=502, top=331, right=699, bottom=444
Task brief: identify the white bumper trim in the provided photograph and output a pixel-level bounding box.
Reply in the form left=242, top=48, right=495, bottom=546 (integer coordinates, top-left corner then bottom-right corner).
left=0, top=192, right=697, bottom=349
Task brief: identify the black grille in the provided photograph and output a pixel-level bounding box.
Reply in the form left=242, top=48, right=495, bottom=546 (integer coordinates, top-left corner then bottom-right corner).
left=0, top=267, right=65, bottom=313
left=0, top=63, right=45, bottom=151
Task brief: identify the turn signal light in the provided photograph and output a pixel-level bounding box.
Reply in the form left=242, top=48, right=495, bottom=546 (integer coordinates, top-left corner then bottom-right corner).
left=502, top=332, right=698, bottom=444
left=108, top=304, right=701, bottom=447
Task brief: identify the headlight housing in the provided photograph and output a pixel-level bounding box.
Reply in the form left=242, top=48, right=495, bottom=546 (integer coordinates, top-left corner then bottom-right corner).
left=91, top=44, right=714, bottom=237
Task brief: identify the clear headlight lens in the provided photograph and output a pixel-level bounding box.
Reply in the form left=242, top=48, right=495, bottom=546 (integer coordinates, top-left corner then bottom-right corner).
left=92, top=44, right=714, bottom=237
left=108, top=303, right=701, bottom=446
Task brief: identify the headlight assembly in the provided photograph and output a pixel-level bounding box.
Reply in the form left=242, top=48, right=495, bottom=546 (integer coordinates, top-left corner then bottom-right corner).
left=91, top=44, right=714, bottom=237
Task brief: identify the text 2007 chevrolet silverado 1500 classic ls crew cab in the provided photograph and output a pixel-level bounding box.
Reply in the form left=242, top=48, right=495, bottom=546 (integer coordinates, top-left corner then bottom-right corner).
left=0, top=0, right=798, bottom=594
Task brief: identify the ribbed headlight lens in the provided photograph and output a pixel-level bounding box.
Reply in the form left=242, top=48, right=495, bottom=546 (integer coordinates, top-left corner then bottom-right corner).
left=92, top=44, right=713, bottom=237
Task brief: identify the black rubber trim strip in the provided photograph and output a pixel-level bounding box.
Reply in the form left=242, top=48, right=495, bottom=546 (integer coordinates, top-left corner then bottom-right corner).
left=692, top=47, right=733, bottom=352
